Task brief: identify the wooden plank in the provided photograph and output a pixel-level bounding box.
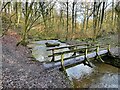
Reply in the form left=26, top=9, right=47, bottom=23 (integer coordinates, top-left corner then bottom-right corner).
left=43, top=50, right=108, bottom=70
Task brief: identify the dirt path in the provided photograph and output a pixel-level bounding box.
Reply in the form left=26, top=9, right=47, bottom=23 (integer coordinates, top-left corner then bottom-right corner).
left=2, top=34, right=71, bottom=89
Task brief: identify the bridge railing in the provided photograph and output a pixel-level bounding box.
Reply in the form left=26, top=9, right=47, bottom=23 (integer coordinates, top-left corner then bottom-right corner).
left=47, top=43, right=111, bottom=62
left=47, top=43, right=87, bottom=61
left=45, top=43, right=111, bottom=70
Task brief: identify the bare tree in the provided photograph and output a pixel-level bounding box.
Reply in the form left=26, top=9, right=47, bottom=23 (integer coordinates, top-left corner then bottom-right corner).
left=72, top=0, right=76, bottom=34
left=66, top=0, right=69, bottom=40
left=115, top=1, right=120, bottom=37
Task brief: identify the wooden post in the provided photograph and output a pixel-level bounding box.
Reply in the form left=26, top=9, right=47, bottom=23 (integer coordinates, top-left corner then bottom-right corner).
left=107, top=44, right=114, bottom=57
left=96, top=45, right=104, bottom=62
left=60, top=53, right=66, bottom=71
left=61, top=53, right=64, bottom=68
left=107, top=44, right=111, bottom=55
left=94, top=45, right=98, bottom=61
left=108, top=44, right=110, bottom=52
left=60, top=53, right=67, bottom=76
left=73, top=46, right=77, bottom=56
left=83, top=47, right=93, bottom=68
left=51, top=49, right=55, bottom=62
left=85, top=48, right=88, bottom=58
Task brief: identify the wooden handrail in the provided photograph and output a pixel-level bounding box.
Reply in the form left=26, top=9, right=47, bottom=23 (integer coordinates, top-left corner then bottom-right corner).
left=47, top=43, right=88, bottom=51
left=47, top=42, right=107, bottom=51
left=48, top=48, right=83, bottom=57
left=48, top=46, right=97, bottom=57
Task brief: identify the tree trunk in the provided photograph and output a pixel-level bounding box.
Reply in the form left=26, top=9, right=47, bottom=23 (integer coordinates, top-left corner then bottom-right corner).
left=115, top=2, right=120, bottom=45
left=112, top=0, right=114, bottom=23
left=86, top=3, right=89, bottom=32
left=93, top=1, right=97, bottom=39
left=74, top=6, right=77, bottom=33
left=72, top=2, right=75, bottom=34
left=66, top=1, right=69, bottom=40
left=100, top=2, right=105, bottom=29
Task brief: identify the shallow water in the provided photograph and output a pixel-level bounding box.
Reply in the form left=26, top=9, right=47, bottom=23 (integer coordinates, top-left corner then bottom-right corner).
left=66, top=61, right=119, bottom=88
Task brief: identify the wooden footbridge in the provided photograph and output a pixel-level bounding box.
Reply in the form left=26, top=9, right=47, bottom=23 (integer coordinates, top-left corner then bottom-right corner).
left=43, top=43, right=113, bottom=70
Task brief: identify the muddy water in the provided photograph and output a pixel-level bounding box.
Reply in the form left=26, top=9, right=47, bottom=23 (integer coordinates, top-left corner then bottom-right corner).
left=66, top=61, right=119, bottom=88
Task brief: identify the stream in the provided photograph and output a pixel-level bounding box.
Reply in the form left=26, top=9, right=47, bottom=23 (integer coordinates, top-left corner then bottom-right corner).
left=66, top=61, right=119, bottom=88
left=28, top=40, right=119, bottom=88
